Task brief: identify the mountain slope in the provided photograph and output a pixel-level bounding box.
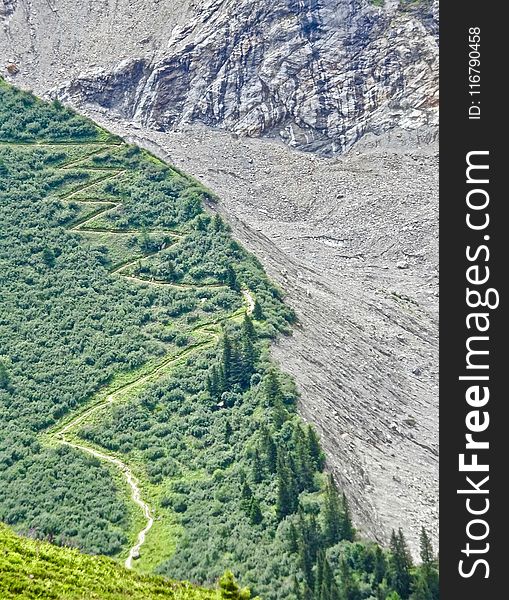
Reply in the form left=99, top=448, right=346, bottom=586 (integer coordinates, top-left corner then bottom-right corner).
left=0, top=524, right=218, bottom=600
left=0, top=0, right=439, bottom=555
left=0, top=80, right=440, bottom=600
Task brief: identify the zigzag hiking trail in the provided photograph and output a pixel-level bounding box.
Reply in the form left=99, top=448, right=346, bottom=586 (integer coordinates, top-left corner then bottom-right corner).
left=2, top=138, right=256, bottom=569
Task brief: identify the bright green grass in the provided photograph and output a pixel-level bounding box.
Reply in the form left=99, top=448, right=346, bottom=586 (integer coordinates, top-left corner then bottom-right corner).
left=0, top=524, right=219, bottom=600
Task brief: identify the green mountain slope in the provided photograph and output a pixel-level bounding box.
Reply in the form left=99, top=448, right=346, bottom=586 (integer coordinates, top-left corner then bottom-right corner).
left=0, top=524, right=218, bottom=600
left=0, top=79, right=438, bottom=600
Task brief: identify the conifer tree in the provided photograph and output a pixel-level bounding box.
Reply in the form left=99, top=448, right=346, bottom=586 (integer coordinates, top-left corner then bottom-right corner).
left=322, top=475, right=343, bottom=546
left=222, top=332, right=233, bottom=387
left=410, top=577, right=432, bottom=600
left=276, top=452, right=298, bottom=520
left=389, top=529, right=413, bottom=599
left=306, top=425, right=326, bottom=471
left=373, top=545, right=387, bottom=586
left=207, top=365, right=222, bottom=399
left=291, top=575, right=302, bottom=600
left=339, top=556, right=361, bottom=600
left=296, top=515, right=315, bottom=588
left=0, top=361, right=9, bottom=390
left=411, top=528, right=438, bottom=600
left=264, top=369, right=286, bottom=426
left=265, top=369, right=283, bottom=403
left=306, top=513, right=321, bottom=566
left=213, top=214, right=224, bottom=232
left=419, top=527, right=435, bottom=569
left=249, top=497, right=263, bottom=525
left=321, top=555, right=336, bottom=600
left=242, top=481, right=253, bottom=500
left=227, top=265, right=240, bottom=291
left=194, top=214, right=208, bottom=230
left=314, top=549, right=326, bottom=599
left=252, top=299, right=263, bottom=320
left=287, top=522, right=299, bottom=554
left=241, top=334, right=256, bottom=386
left=242, top=313, right=256, bottom=341
left=341, top=492, right=355, bottom=542
left=293, top=424, right=315, bottom=492
left=376, top=580, right=391, bottom=600
left=224, top=421, right=233, bottom=442
left=230, top=342, right=246, bottom=388
left=261, top=426, right=278, bottom=473
left=251, top=449, right=264, bottom=484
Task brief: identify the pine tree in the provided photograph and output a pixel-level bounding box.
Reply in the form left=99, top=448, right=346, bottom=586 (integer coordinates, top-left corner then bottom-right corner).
left=338, top=557, right=361, bottom=600
left=227, top=266, right=240, bottom=291
left=322, top=555, right=336, bottom=600
left=341, top=492, right=355, bottom=542
left=314, top=549, right=326, bottom=599
left=322, top=475, right=343, bottom=546
left=389, top=529, right=413, bottom=599
left=373, top=545, right=387, bottom=586
left=306, top=513, right=322, bottom=566
left=252, top=299, right=263, bottom=320
left=293, top=424, right=315, bottom=492
left=330, top=582, right=341, bottom=600
left=222, top=332, right=233, bottom=387
left=242, top=481, right=253, bottom=500
left=265, top=369, right=283, bottom=403
left=419, top=527, right=435, bottom=569
left=376, top=580, right=391, bottom=600
left=276, top=452, right=298, bottom=520
left=296, top=513, right=315, bottom=588
left=239, top=315, right=257, bottom=387
left=213, top=214, right=224, bottom=232
left=287, top=522, right=299, bottom=554
left=240, top=480, right=252, bottom=513
left=412, top=528, right=438, bottom=600
left=398, top=529, right=414, bottom=571
left=42, top=246, right=55, bottom=267
left=264, top=370, right=286, bottom=427
left=207, top=365, right=222, bottom=400
left=260, top=426, right=278, bottom=473
left=224, top=421, right=233, bottom=442
left=195, top=214, right=208, bottom=230
left=242, top=313, right=256, bottom=341
left=249, top=497, right=263, bottom=525
left=0, top=361, right=9, bottom=390
left=291, top=575, right=302, bottom=600
left=241, top=334, right=256, bottom=386
left=251, top=449, right=264, bottom=484
left=306, top=425, right=326, bottom=471
left=230, top=342, right=245, bottom=388
left=410, top=576, right=432, bottom=600
left=140, top=231, right=152, bottom=253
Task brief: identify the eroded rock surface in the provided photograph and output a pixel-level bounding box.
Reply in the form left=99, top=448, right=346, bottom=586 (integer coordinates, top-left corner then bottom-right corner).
left=2, top=0, right=437, bottom=154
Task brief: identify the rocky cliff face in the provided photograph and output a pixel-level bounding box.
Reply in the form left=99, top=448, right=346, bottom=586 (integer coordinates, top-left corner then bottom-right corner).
left=58, top=0, right=438, bottom=153
left=1, top=0, right=438, bottom=154
left=1, top=0, right=438, bottom=552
